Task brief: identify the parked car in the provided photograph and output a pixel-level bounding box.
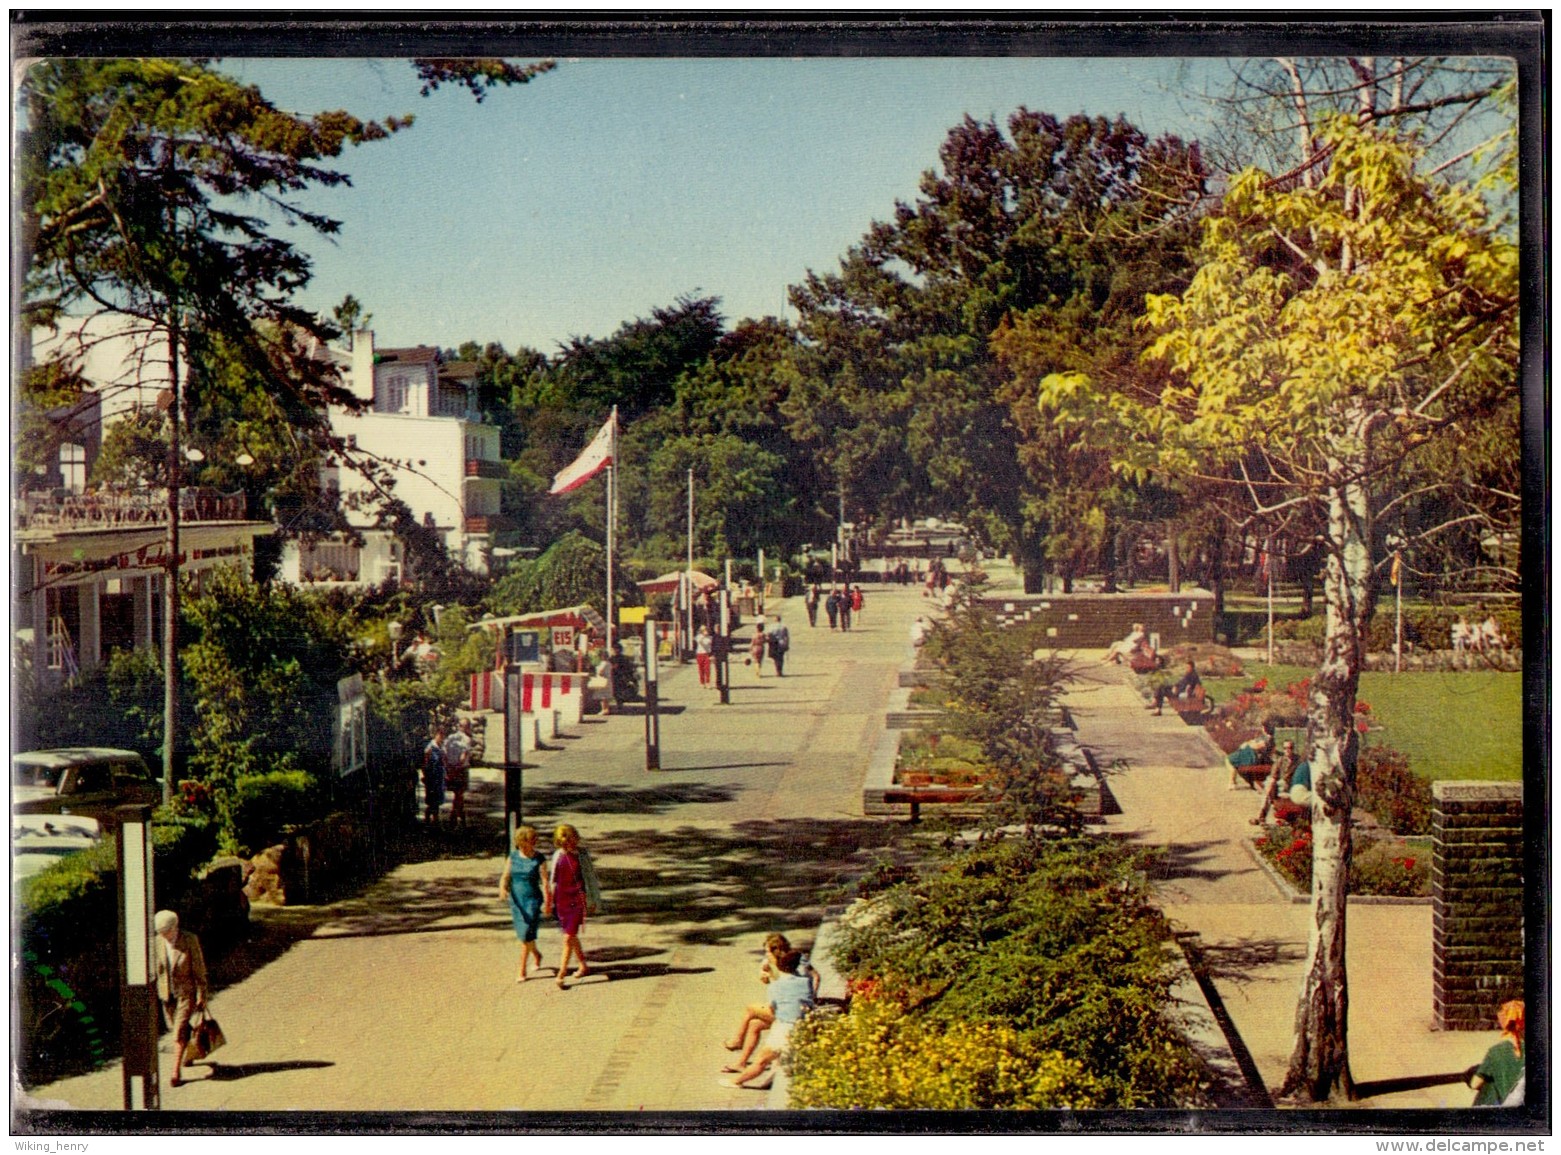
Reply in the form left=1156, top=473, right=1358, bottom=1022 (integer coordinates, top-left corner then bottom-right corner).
left=13, top=814, right=103, bottom=881
left=12, top=748, right=161, bottom=825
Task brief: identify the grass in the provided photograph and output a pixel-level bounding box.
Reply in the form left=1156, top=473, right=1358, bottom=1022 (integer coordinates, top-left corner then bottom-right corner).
left=1203, top=662, right=1522, bottom=782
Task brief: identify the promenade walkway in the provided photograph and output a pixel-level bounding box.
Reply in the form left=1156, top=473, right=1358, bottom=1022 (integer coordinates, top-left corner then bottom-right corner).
left=21, top=564, right=1500, bottom=1119
left=1062, top=641, right=1501, bottom=1110
left=21, top=584, right=932, bottom=1116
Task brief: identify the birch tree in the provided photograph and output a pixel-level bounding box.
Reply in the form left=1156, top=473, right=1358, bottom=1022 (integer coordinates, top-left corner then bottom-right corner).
left=1036, top=114, right=1517, bottom=1100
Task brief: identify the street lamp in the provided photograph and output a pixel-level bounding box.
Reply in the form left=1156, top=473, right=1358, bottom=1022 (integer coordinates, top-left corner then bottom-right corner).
left=386, top=620, right=404, bottom=673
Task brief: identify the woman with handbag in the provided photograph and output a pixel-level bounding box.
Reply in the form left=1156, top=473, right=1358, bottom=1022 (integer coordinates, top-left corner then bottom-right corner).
left=544, top=824, right=601, bottom=989
left=154, top=910, right=209, bottom=1087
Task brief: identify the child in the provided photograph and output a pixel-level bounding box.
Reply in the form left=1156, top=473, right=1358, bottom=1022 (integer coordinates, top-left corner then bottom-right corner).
left=719, top=948, right=816, bottom=1090
left=499, top=825, right=552, bottom=982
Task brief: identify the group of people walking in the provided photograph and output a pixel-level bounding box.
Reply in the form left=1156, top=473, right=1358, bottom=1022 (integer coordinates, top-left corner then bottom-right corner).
left=804, top=583, right=864, bottom=631
left=420, top=717, right=482, bottom=827
left=500, top=822, right=602, bottom=989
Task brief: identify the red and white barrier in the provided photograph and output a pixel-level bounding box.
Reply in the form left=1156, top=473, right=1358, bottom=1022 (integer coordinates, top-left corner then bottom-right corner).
left=469, top=670, right=504, bottom=712
left=518, top=671, right=586, bottom=729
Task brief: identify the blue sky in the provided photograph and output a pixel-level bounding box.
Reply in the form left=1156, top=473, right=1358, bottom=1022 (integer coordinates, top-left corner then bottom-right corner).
left=228, top=56, right=1217, bottom=355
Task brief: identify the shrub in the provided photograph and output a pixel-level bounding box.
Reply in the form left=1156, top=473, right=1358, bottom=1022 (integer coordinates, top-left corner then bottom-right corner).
left=818, top=838, right=1205, bottom=1107
left=789, top=997, right=1105, bottom=1109
left=1254, top=822, right=1313, bottom=891
left=223, top=770, right=319, bottom=856
left=1351, top=838, right=1431, bottom=897
left=1356, top=745, right=1433, bottom=835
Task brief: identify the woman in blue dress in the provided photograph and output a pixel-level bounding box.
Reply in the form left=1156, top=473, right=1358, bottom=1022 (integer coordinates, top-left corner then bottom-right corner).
left=499, top=825, right=552, bottom=982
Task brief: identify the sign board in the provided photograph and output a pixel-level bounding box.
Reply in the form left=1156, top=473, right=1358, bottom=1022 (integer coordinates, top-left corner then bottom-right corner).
left=506, top=629, right=541, bottom=664
left=551, top=626, right=576, bottom=650
left=334, top=674, right=367, bottom=777
left=619, top=605, right=648, bottom=625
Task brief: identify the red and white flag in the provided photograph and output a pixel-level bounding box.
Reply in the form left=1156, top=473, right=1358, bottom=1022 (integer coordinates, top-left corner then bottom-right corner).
left=549, top=414, right=616, bottom=495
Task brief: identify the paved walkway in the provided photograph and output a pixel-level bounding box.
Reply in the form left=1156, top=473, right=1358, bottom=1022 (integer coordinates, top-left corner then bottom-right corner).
left=22, top=564, right=1499, bottom=1117
left=22, top=585, right=932, bottom=1114
left=1061, top=645, right=1501, bottom=1110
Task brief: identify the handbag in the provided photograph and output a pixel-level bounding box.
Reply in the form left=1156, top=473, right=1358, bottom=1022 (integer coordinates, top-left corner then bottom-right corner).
left=578, top=847, right=605, bottom=915
left=186, top=1008, right=226, bottom=1060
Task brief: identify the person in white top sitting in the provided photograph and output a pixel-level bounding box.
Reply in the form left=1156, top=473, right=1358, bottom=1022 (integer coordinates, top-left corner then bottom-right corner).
left=1104, top=623, right=1147, bottom=665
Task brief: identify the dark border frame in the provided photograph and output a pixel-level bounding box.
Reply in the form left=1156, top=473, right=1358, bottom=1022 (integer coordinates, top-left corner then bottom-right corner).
left=10, top=10, right=1549, bottom=1139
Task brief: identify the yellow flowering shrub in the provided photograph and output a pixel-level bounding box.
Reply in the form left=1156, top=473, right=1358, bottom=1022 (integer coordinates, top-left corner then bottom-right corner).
left=789, top=999, right=1106, bottom=1110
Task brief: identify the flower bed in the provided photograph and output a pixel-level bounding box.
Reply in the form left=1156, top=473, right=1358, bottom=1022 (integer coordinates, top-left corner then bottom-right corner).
left=1253, top=820, right=1430, bottom=898
left=894, top=730, right=988, bottom=788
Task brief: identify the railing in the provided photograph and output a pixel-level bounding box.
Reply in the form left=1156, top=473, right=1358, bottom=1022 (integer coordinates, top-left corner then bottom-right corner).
left=17, top=488, right=246, bottom=530
left=464, top=458, right=508, bottom=480
left=464, top=514, right=514, bottom=535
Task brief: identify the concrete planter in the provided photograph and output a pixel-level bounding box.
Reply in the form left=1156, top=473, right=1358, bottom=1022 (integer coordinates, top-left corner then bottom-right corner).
left=1242, top=835, right=1430, bottom=906
left=864, top=726, right=1102, bottom=819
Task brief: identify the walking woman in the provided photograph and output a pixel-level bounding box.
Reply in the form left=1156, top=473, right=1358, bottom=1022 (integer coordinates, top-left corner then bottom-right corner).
left=154, top=910, right=209, bottom=1087
left=804, top=584, right=820, bottom=628
left=748, top=615, right=767, bottom=677
left=695, top=625, right=714, bottom=689
left=500, top=825, right=552, bottom=982
left=545, top=824, right=597, bottom=989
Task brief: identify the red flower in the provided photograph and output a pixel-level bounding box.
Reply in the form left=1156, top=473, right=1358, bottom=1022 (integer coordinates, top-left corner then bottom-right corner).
left=1354, top=701, right=1372, bottom=714
left=1253, top=678, right=1269, bottom=691
left=1357, top=719, right=1371, bottom=733
left=1402, top=857, right=1416, bottom=871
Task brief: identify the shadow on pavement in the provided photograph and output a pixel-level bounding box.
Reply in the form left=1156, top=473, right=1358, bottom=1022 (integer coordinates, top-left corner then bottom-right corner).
left=1186, top=935, right=1306, bottom=980
left=1143, top=839, right=1251, bottom=885
left=198, top=1059, right=336, bottom=1082
left=521, top=779, right=739, bottom=816
left=655, top=761, right=790, bottom=773
left=1354, top=1070, right=1475, bottom=1100
left=578, top=816, right=905, bottom=946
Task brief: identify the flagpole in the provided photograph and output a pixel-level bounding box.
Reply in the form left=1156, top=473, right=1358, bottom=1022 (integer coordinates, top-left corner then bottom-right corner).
left=606, top=407, right=618, bottom=655
left=686, top=467, right=695, bottom=658
left=1265, top=536, right=1274, bottom=667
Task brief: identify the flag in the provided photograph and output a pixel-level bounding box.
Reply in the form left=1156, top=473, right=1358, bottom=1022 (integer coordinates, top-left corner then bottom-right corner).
left=549, top=414, right=615, bottom=495
left=1390, top=551, right=1402, bottom=586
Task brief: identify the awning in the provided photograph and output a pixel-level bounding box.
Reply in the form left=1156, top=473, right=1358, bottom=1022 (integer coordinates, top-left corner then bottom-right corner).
left=636, top=569, right=719, bottom=595
left=469, top=605, right=607, bottom=634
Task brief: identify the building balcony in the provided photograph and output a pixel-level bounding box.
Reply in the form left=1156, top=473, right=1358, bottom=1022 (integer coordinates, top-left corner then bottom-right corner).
left=464, top=458, right=508, bottom=480
left=17, top=487, right=247, bottom=531
left=464, top=514, right=515, bottom=535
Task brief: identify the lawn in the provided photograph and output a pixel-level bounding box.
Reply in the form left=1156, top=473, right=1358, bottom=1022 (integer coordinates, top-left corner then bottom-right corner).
left=1202, top=663, right=1523, bottom=782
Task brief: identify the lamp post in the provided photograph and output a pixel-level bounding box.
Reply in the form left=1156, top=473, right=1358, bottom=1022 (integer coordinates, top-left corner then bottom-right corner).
left=386, top=620, right=404, bottom=673
left=117, top=803, right=159, bottom=1109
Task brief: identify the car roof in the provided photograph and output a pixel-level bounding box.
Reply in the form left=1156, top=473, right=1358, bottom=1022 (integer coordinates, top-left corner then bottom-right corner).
left=12, top=748, right=147, bottom=768
left=14, top=813, right=102, bottom=838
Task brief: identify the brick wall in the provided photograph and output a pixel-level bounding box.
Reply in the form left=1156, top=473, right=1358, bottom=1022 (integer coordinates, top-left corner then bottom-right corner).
left=1431, top=781, right=1523, bottom=1030
left=977, top=592, right=1216, bottom=648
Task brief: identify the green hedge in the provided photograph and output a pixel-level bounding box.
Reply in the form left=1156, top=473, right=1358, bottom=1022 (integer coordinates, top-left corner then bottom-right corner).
left=805, top=838, right=1205, bottom=1108
left=17, top=812, right=219, bottom=1087
left=1271, top=604, right=1520, bottom=653
left=223, top=770, right=319, bottom=858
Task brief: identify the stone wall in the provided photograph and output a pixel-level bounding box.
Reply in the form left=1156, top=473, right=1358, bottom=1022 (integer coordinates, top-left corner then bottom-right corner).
left=978, top=591, right=1216, bottom=649
left=1431, top=781, right=1524, bottom=1030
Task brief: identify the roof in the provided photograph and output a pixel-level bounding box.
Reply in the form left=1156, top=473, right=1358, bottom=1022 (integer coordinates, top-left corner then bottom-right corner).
left=469, top=605, right=607, bottom=633
left=375, top=345, right=440, bottom=365
left=637, top=569, right=719, bottom=594
left=439, top=361, right=479, bottom=382
left=13, top=747, right=148, bottom=767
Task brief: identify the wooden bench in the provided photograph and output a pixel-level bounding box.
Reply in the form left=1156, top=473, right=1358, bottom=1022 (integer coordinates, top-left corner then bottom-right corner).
left=1169, top=685, right=1208, bottom=717
left=881, top=786, right=980, bottom=823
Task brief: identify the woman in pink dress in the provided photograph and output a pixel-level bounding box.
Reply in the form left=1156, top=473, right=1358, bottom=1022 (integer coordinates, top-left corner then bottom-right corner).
left=545, top=823, right=594, bottom=989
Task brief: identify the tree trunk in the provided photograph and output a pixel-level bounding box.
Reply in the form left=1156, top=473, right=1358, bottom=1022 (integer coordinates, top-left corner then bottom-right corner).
left=1101, top=534, right=1118, bottom=593
left=1281, top=465, right=1374, bottom=1103
left=1166, top=528, right=1181, bottom=593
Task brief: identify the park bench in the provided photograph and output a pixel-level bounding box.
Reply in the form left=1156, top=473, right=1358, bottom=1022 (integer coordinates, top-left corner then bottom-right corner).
left=1129, top=652, right=1162, bottom=675
left=880, top=786, right=981, bottom=823
left=1168, top=684, right=1208, bottom=718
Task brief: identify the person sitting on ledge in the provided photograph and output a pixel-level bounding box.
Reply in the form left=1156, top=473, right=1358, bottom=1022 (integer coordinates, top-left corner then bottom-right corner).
left=1150, top=660, right=1200, bottom=715
left=1225, top=732, right=1271, bottom=791
left=1103, top=623, right=1147, bottom=665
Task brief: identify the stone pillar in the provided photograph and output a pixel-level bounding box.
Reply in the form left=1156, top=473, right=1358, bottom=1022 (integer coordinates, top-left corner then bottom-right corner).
left=1432, top=781, right=1523, bottom=1029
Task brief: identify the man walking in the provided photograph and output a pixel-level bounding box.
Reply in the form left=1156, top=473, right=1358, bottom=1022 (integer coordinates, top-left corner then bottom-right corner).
left=825, top=588, right=841, bottom=630
left=804, top=584, right=820, bottom=628
left=768, top=615, right=791, bottom=677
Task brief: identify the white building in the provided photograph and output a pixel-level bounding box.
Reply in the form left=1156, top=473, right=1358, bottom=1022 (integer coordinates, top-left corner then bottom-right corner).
left=17, top=316, right=271, bottom=686
left=280, top=331, right=507, bottom=585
